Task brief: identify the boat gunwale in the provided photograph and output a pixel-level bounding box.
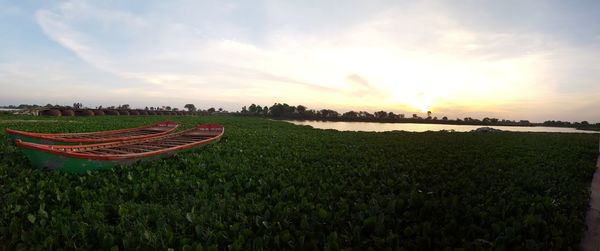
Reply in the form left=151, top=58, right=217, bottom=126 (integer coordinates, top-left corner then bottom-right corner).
left=5, top=121, right=179, bottom=143
left=16, top=124, right=224, bottom=161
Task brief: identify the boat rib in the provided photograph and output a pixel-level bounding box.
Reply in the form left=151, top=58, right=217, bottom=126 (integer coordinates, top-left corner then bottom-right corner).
left=15, top=123, right=225, bottom=173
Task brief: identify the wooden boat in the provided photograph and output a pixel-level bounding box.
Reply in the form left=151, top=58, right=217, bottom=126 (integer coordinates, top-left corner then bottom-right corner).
left=5, top=121, right=178, bottom=144
left=16, top=124, right=224, bottom=173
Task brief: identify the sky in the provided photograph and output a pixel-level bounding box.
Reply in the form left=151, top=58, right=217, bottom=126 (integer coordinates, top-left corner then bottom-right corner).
left=1, top=0, right=600, bottom=122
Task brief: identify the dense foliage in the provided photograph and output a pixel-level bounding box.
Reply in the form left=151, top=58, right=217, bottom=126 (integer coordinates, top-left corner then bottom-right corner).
left=0, top=115, right=598, bottom=250
left=240, top=103, right=537, bottom=127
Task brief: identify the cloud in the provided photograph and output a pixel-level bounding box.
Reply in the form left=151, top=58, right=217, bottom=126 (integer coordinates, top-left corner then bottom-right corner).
left=33, top=2, right=374, bottom=103
left=6, top=0, right=596, bottom=121
left=36, top=9, right=113, bottom=72
left=347, top=74, right=373, bottom=89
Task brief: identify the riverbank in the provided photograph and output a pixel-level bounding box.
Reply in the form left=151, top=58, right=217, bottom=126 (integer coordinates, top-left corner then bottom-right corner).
left=268, top=116, right=600, bottom=131
left=264, top=116, right=538, bottom=127
left=284, top=119, right=600, bottom=133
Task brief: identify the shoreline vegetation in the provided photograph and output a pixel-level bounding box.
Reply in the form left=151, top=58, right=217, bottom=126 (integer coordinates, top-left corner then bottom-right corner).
left=3, top=102, right=600, bottom=131
left=238, top=103, right=600, bottom=131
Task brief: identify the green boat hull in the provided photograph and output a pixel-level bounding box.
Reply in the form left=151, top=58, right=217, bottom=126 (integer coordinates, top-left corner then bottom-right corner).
left=19, top=139, right=219, bottom=174
left=20, top=147, right=126, bottom=173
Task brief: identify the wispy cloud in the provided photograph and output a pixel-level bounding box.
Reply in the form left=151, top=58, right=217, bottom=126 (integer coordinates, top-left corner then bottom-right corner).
left=347, top=74, right=373, bottom=89
left=1, top=0, right=599, bottom=121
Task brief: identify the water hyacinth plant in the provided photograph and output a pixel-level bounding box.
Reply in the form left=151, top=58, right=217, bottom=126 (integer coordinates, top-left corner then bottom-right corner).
left=0, top=115, right=598, bottom=250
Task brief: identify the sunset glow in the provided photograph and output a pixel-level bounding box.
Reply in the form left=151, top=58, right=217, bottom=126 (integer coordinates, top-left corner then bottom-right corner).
left=1, top=1, right=600, bottom=121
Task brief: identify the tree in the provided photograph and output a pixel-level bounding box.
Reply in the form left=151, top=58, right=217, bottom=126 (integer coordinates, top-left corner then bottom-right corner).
left=208, top=107, right=216, bottom=113
left=343, top=111, right=358, bottom=118
left=241, top=106, right=248, bottom=113
left=184, top=104, right=196, bottom=112
left=218, top=108, right=223, bottom=112
left=318, top=109, right=338, bottom=118
left=297, top=105, right=307, bottom=115
left=358, top=111, right=373, bottom=118
left=268, top=103, right=296, bottom=117
left=165, top=106, right=172, bottom=111
left=374, top=111, right=388, bottom=119
left=119, top=104, right=130, bottom=110
left=269, top=103, right=285, bottom=117
left=248, top=104, right=257, bottom=114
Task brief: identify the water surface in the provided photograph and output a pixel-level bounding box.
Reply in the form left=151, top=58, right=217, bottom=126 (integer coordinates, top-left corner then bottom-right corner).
left=285, top=120, right=599, bottom=133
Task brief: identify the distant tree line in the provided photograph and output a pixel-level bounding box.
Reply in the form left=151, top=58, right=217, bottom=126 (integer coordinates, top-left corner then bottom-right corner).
left=2, top=103, right=229, bottom=114
left=4, top=103, right=229, bottom=116
left=1, top=104, right=43, bottom=109
left=543, top=120, right=600, bottom=131
left=542, top=120, right=594, bottom=127
left=5, top=102, right=599, bottom=129
left=237, top=103, right=542, bottom=127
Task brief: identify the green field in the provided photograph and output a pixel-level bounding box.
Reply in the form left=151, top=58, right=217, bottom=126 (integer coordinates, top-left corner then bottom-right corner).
left=0, top=115, right=598, bottom=250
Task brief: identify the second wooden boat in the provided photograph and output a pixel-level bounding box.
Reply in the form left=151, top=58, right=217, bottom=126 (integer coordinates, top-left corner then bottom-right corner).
left=5, top=121, right=178, bottom=144
left=16, top=124, right=224, bottom=173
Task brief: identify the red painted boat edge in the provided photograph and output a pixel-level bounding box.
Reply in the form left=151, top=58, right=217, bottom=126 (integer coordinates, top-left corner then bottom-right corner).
left=15, top=124, right=224, bottom=161
left=5, top=121, right=178, bottom=143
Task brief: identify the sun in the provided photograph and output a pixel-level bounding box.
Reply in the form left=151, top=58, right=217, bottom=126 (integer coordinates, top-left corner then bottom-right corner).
left=408, top=95, right=432, bottom=113
left=416, top=101, right=430, bottom=113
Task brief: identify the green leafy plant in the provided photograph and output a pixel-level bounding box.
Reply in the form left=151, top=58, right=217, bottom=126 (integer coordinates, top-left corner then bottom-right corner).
left=0, top=114, right=597, bottom=250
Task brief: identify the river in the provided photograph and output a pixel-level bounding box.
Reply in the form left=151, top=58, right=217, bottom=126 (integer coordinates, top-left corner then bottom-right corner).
left=285, top=120, right=599, bottom=133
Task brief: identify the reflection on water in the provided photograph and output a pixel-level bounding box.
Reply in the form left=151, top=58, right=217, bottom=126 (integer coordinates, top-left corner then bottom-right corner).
left=285, top=120, right=599, bottom=133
